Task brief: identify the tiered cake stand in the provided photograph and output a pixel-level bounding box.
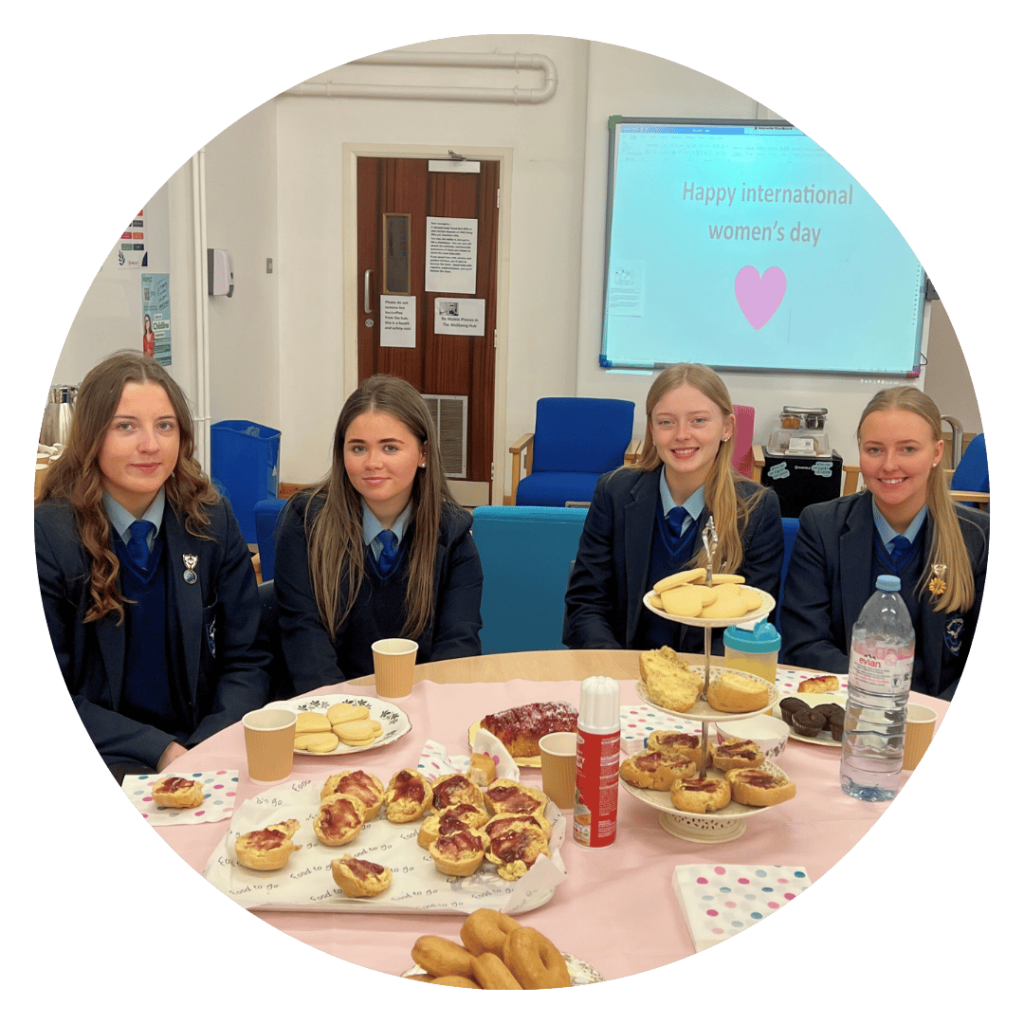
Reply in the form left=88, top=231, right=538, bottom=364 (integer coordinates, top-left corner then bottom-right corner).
left=622, top=518, right=784, bottom=842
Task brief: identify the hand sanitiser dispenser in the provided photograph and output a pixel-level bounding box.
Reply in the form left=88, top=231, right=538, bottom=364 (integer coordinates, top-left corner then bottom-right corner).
left=207, top=248, right=234, bottom=297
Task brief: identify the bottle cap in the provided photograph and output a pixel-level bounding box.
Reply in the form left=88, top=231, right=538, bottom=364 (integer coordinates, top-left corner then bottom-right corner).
left=876, top=575, right=901, bottom=592
left=723, top=620, right=781, bottom=653
left=578, top=675, right=620, bottom=731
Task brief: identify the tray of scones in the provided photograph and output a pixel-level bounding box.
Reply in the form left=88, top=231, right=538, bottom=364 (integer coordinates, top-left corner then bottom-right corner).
left=204, top=758, right=568, bottom=915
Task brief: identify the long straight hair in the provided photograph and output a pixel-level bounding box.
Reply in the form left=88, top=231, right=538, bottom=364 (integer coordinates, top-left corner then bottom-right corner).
left=634, top=363, right=765, bottom=573
left=858, top=386, right=978, bottom=613
left=304, top=374, right=459, bottom=641
left=36, top=350, right=219, bottom=623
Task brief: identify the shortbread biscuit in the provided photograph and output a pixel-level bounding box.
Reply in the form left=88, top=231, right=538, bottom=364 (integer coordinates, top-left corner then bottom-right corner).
left=295, top=711, right=332, bottom=733
left=653, top=567, right=706, bottom=592
left=327, top=702, right=370, bottom=725
left=698, top=589, right=747, bottom=619
left=334, top=719, right=383, bottom=746
left=295, top=731, right=340, bottom=753
left=660, top=586, right=705, bottom=618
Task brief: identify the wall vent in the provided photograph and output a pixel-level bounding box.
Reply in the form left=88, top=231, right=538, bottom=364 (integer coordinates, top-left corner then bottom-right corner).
left=421, top=394, right=467, bottom=478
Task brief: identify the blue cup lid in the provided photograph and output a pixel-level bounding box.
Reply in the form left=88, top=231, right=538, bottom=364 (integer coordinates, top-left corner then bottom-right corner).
left=723, top=620, right=781, bottom=653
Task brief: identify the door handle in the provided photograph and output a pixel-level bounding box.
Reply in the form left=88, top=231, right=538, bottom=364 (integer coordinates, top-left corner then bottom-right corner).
left=364, top=270, right=373, bottom=314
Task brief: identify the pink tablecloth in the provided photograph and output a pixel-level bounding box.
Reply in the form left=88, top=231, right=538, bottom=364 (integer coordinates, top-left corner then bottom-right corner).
left=158, top=677, right=946, bottom=982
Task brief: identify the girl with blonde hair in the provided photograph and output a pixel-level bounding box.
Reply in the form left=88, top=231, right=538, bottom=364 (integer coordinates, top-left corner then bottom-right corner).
left=564, top=363, right=783, bottom=654
left=780, top=386, right=988, bottom=699
left=35, top=351, right=270, bottom=779
left=273, top=374, right=482, bottom=693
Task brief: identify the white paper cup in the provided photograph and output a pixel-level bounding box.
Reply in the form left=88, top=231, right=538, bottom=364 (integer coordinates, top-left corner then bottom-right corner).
left=371, top=638, right=419, bottom=700
left=242, top=708, right=297, bottom=783
left=539, top=731, right=578, bottom=810
left=903, top=704, right=938, bottom=771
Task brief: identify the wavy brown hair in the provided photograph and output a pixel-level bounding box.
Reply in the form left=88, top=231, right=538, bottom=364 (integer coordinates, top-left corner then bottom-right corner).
left=858, top=386, right=978, bottom=613
left=36, top=350, right=219, bottom=623
left=633, top=363, right=767, bottom=574
left=304, top=374, right=460, bottom=642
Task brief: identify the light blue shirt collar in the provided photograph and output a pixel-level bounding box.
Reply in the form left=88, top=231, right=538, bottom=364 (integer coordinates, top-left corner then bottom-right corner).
left=658, top=468, right=705, bottom=530
left=871, top=499, right=927, bottom=552
left=102, top=487, right=165, bottom=548
left=363, top=500, right=413, bottom=558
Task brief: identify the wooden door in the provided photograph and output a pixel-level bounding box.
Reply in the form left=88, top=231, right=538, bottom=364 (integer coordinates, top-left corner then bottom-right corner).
left=357, top=157, right=499, bottom=506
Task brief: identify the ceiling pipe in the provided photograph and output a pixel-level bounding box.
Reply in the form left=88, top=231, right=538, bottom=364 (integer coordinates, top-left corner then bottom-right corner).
left=283, top=51, right=557, bottom=104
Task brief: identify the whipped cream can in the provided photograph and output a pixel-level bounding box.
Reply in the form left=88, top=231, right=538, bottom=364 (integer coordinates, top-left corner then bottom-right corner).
left=573, top=675, right=620, bottom=848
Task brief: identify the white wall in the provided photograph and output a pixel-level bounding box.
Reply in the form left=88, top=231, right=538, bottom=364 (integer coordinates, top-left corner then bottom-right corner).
left=274, top=34, right=592, bottom=485
left=51, top=34, right=980, bottom=490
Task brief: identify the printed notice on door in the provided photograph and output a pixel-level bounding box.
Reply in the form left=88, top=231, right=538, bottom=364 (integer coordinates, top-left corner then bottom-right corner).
left=381, top=295, right=416, bottom=348
left=425, top=216, right=477, bottom=294
left=435, top=297, right=485, bottom=336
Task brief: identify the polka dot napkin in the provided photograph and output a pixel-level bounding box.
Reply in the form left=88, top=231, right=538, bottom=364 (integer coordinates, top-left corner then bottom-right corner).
left=121, top=770, right=240, bottom=825
left=672, top=863, right=812, bottom=952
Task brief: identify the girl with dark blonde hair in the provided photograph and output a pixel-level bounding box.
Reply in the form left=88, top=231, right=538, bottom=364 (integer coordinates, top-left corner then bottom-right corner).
left=273, top=374, right=482, bottom=693
left=780, top=386, right=988, bottom=699
left=563, top=363, right=783, bottom=654
left=35, top=351, right=270, bottom=779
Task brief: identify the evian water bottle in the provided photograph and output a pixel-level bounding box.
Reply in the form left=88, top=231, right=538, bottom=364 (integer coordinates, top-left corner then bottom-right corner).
left=840, top=575, right=915, bottom=802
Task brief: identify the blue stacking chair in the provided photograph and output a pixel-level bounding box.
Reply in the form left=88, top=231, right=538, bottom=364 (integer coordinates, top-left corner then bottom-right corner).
left=949, top=434, right=989, bottom=510
left=253, top=497, right=288, bottom=580
left=472, top=505, right=589, bottom=654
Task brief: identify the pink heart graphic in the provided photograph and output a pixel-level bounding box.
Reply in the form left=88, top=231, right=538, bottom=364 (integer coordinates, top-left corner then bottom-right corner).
left=735, top=266, right=786, bottom=329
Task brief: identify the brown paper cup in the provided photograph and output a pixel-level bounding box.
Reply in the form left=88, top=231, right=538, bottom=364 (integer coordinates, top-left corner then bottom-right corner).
left=371, top=638, right=419, bottom=700
left=242, top=708, right=297, bottom=783
left=903, top=704, right=938, bottom=771
left=539, top=731, right=578, bottom=810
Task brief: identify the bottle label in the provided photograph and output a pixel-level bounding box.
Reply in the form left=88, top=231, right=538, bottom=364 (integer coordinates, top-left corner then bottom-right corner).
left=850, top=641, right=913, bottom=691
left=572, top=729, right=619, bottom=848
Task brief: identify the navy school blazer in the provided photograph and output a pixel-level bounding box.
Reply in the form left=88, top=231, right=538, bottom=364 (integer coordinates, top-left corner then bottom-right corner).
left=779, top=490, right=989, bottom=700
left=273, top=491, right=483, bottom=694
left=35, top=497, right=271, bottom=767
left=562, top=467, right=784, bottom=652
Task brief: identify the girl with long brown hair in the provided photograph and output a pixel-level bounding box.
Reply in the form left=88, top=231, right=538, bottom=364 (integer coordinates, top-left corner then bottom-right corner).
left=779, top=386, right=988, bottom=699
left=563, top=363, right=783, bottom=654
left=273, top=374, right=482, bottom=693
left=35, top=351, right=270, bottom=779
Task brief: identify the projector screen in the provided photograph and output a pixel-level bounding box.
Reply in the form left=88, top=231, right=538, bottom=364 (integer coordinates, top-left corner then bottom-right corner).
left=601, top=118, right=927, bottom=375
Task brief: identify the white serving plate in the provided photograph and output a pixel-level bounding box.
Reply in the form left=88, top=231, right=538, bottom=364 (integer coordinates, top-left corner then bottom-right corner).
left=643, top=585, right=775, bottom=628
left=636, top=666, right=781, bottom=724
left=773, top=691, right=848, bottom=747
left=263, top=693, right=412, bottom=756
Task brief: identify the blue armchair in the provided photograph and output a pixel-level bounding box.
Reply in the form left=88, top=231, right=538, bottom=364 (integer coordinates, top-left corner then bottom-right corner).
left=509, top=397, right=635, bottom=506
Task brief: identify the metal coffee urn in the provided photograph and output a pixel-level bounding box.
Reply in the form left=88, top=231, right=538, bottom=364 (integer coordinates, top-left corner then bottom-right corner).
left=40, top=385, right=78, bottom=448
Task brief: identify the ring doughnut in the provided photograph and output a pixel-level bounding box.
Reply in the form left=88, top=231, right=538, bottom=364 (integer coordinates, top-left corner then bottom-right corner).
left=502, top=926, right=572, bottom=989
left=471, top=952, right=523, bottom=990
left=410, top=936, right=476, bottom=979
left=460, top=908, right=521, bottom=957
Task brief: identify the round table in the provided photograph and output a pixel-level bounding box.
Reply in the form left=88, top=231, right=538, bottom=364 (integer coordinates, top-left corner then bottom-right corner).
left=156, top=650, right=946, bottom=983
